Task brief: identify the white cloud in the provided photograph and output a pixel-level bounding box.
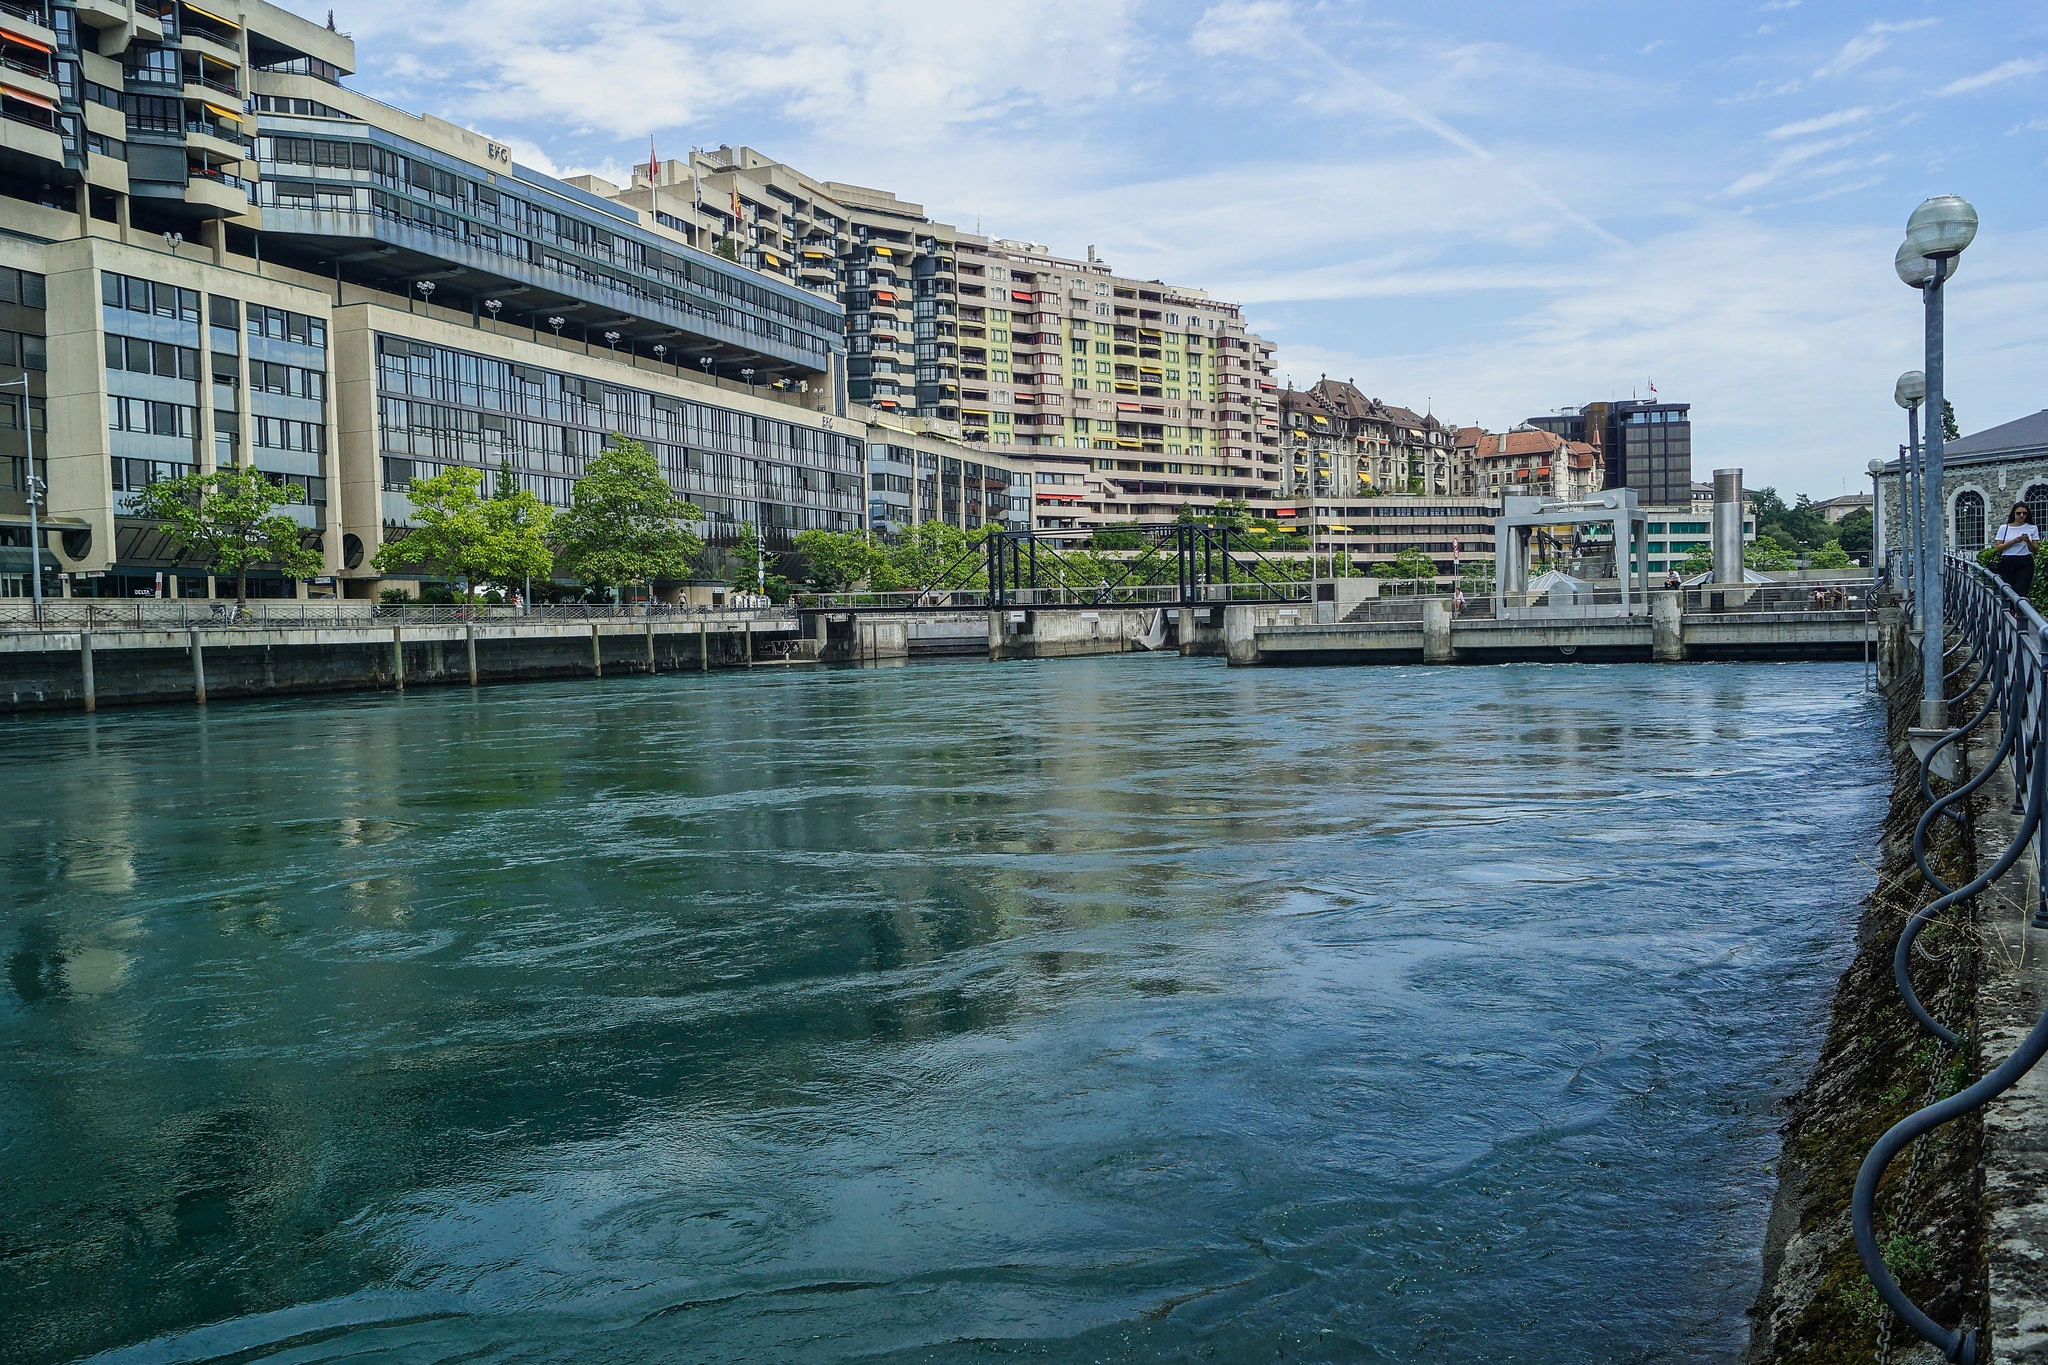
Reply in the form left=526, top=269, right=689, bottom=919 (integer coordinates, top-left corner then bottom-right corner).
left=1765, top=105, right=1875, bottom=138
left=1640, top=40, right=1666, bottom=55
left=1939, top=57, right=2048, bottom=96
left=1756, top=0, right=1801, bottom=10
left=1814, top=20, right=1936, bottom=80
left=1724, top=134, right=1863, bottom=196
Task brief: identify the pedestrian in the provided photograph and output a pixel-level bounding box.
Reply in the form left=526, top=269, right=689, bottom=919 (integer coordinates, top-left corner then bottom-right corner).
left=1452, top=586, right=1465, bottom=615
left=1992, top=501, right=2040, bottom=600
left=1664, top=568, right=1682, bottom=591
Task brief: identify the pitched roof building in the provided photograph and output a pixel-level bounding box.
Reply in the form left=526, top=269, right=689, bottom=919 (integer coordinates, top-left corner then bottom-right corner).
left=1280, top=379, right=1456, bottom=497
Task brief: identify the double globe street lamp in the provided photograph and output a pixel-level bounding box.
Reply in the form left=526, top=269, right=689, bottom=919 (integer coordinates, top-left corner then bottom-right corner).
left=1894, top=194, right=1978, bottom=732
left=1892, top=368, right=1926, bottom=612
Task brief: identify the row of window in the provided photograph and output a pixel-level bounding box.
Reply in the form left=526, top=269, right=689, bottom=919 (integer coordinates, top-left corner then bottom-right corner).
left=0, top=395, right=47, bottom=433
left=374, top=337, right=861, bottom=472
left=250, top=359, right=327, bottom=401
left=255, top=416, right=327, bottom=455
left=99, top=275, right=334, bottom=351
left=107, top=335, right=201, bottom=382
left=102, top=273, right=202, bottom=324
left=254, top=135, right=836, bottom=334
left=109, top=398, right=198, bottom=439
left=106, top=458, right=327, bottom=507
left=0, top=330, right=47, bottom=372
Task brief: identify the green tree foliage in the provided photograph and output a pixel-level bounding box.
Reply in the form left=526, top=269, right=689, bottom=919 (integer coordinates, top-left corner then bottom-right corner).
left=126, top=466, right=325, bottom=605
left=552, top=437, right=701, bottom=595
left=1174, top=498, right=1252, bottom=532
left=1943, top=399, right=1960, bottom=443
left=1836, top=508, right=1874, bottom=562
left=374, top=464, right=554, bottom=603
left=791, top=528, right=880, bottom=593
left=1808, top=542, right=1853, bottom=569
left=1373, top=546, right=1439, bottom=587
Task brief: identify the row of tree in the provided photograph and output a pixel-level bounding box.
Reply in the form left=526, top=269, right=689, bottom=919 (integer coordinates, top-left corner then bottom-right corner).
left=131, top=438, right=763, bottom=605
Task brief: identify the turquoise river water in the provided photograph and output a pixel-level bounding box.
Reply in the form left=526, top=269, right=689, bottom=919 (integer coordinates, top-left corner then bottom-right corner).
left=0, top=657, right=1883, bottom=1364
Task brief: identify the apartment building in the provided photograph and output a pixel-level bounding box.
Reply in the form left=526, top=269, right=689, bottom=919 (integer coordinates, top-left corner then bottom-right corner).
left=597, top=147, right=973, bottom=423
left=1468, top=428, right=1602, bottom=502
left=1299, top=498, right=1500, bottom=585
left=957, top=240, right=1281, bottom=527
left=1278, top=380, right=1457, bottom=498
left=0, top=2, right=881, bottom=599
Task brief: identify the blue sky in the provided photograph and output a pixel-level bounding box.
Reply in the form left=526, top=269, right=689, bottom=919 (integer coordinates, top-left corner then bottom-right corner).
left=285, top=0, right=2048, bottom=501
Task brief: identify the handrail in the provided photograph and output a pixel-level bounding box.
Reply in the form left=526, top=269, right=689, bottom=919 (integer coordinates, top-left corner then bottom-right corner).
left=1853, top=552, right=2048, bottom=1362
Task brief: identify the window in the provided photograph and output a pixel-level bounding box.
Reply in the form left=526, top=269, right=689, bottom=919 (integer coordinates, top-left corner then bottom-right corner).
left=102, top=272, right=200, bottom=322
left=105, top=335, right=199, bottom=380
left=0, top=268, right=45, bottom=309
left=2025, top=484, right=2048, bottom=533
left=1954, top=491, right=1986, bottom=550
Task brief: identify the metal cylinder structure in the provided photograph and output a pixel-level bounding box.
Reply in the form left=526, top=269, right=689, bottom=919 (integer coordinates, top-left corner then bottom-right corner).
left=1711, top=468, right=1745, bottom=584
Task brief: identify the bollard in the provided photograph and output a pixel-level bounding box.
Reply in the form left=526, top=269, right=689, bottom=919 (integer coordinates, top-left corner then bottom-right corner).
left=1651, top=591, right=1686, bottom=663
left=645, top=620, right=656, bottom=674
left=393, top=624, right=404, bottom=692
left=1421, top=599, right=1455, bottom=665
left=189, top=629, right=207, bottom=705
left=80, top=630, right=95, bottom=713
left=466, top=619, right=478, bottom=687
left=591, top=621, right=603, bottom=678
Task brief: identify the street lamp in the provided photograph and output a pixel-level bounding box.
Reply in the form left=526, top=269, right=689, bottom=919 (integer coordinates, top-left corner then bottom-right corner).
left=548, top=316, right=565, bottom=341
left=484, top=298, right=502, bottom=328
left=4, top=373, right=42, bottom=616
left=653, top=343, right=667, bottom=373
left=699, top=356, right=713, bottom=378
left=1895, top=194, right=1977, bottom=731
left=1893, top=369, right=1926, bottom=609
left=1867, top=457, right=1889, bottom=584
left=163, top=230, right=184, bottom=256
left=740, top=367, right=755, bottom=391
left=415, top=280, right=435, bottom=314
left=604, top=330, right=621, bottom=359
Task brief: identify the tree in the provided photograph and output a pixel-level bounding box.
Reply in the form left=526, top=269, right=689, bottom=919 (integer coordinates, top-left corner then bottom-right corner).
left=1373, top=546, right=1439, bottom=591
left=373, top=464, right=554, bottom=603
left=126, top=467, right=324, bottom=606
left=1836, top=508, right=1874, bottom=562
left=792, top=529, right=879, bottom=593
left=1943, top=399, right=1960, bottom=443
left=726, top=521, right=792, bottom=603
left=552, top=437, right=701, bottom=596
left=1746, top=539, right=1798, bottom=571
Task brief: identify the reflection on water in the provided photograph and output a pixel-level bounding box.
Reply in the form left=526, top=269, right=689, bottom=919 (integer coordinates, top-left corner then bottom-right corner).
left=0, top=658, right=1881, bottom=1364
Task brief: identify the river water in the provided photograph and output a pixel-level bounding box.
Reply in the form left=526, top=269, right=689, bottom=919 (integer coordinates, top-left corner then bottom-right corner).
left=1, top=657, right=1882, bottom=1364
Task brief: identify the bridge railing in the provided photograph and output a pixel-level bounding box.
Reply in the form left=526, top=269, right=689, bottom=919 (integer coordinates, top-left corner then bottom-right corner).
left=1854, top=552, right=2048, bottom=1363
left=0, top=600, right=799, bottom=634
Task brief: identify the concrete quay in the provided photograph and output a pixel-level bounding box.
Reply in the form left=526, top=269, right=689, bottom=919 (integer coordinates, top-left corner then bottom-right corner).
left=0, top=614, right=805, bottom=713
left=1222, top=595, right=1875, bottom=667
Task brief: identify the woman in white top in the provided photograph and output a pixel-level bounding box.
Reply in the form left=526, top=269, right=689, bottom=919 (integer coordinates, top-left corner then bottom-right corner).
left=1992, top=501, right=2040, bottom=599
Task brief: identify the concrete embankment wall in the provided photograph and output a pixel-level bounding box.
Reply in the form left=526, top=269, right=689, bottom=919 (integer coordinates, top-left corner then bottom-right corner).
left=0, top=621, right=794, bottom=713
left=988, top=608, right=1154, bottom=661
left=1742, top=631, right=1987, bottom=1362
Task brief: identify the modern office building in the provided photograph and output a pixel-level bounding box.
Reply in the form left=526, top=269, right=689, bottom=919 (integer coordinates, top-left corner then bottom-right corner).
left=0, top=2, right=892, bottom=599
left=864, top=410, right=1027, bottom=535
left=1527, top=398, right=1693, bottom=507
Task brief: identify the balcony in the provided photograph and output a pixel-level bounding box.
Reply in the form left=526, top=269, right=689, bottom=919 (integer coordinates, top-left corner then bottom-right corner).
left=185, top=119, right=247, bottom=163
left=0, top=59, right=57, bottom=108
left=183, top=168, right=252, bottom=217
left=0, top=101, right=60, bottom=165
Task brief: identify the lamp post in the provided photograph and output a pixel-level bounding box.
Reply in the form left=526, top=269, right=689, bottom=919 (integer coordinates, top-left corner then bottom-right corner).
left=415, top=280, right=435, bottom=314
left=653, top=343, right=667, bottom=374
left=4, top=373, right=43, bottom=616
left=548, top=316, right=565, bottom=342
left=484, top=298, right=502, bottom=329
left=700, top=357, right=714, bottom=379
left=740, top=367, right=755, bottom=393
left=1896, top=195, right=1978, bottom=730
left=1867, top=457, right=1888, bottom=585
left=1893, top=369, right=1926, bottom=612
left=604, top=330, right=621, bottom=360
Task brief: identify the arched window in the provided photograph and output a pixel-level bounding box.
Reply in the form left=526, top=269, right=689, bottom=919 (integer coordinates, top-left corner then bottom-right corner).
left=2024, top=484, right=2048, bottom=531
left=1955, top=490, right=1987, bottom=550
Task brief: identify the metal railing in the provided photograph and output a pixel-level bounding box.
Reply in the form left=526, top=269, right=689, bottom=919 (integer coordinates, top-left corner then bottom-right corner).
left=1855, top=553, right=2048, bottom=1363
left=0, top=600, right=799, bottom=633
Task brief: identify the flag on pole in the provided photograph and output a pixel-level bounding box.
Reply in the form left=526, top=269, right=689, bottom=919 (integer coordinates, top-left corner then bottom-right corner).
left=731, top=187, right=744, bottom=232
left=647, top=137, right=658, bottom=186
left=1648, top=378, right=1657, bottom=395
